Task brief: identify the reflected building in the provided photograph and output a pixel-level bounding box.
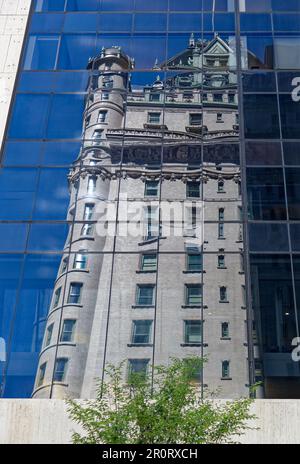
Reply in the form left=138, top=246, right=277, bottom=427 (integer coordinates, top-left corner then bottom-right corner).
left=32, top=35, right=250, bottom=399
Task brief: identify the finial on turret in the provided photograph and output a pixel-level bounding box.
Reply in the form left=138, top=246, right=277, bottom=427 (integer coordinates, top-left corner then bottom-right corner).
left=189, top=32, right=195, bottom=47
left=153, top=58, right=160, bottom=69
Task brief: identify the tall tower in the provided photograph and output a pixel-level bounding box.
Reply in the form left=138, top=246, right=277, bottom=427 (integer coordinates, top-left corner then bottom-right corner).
left=32, top=47, right=134, bottom=399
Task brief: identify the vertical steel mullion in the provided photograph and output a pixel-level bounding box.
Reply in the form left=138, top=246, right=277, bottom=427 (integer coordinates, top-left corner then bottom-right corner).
left=234, top=0, right=256, bottom=396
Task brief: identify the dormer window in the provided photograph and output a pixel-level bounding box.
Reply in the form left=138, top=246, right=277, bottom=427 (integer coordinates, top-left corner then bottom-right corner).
left=214, top=93, right=223, bottom=103
left=149, top=93, right=160, bottom=102
left=183, top=91, right=193, bottom=101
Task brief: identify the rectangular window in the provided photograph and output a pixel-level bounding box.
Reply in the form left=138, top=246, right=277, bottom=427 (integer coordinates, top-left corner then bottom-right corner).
left=101, top=92, right=109, bottom=100
left=145, top=206, right=159, bottom=239
left=37, top=362, right=47, bottom=387
left=73, top=252, right=88, bottom=270
left=102, top=79, right=113, bottom=89
left=87, top=176, right=96, bottom=193
left=145, top=180, right=159, bottom=197
left=45, top=323, right=54, bottom=347
left=186, top=284, right=202, bottom=306
left=218, top=255, right=225, bottom=268
left=214, top=94, right=223, bottom=102
left=186, top=181, right=200, bottom=198
left=98, top=110, right=107, bottom=123
left=24, top=35, right=59, bottom=70
left=128, top=359, right=149, bottom=380
left=131, top=320, right=152, bottom=344
left=187, top=253, right=202, bottom=272
left=92, top=129, right=103, bottom=143
left=220, top=286, right=228, bottom=302
left=218, top=180, right=224, bottom=192
left=222, top=360, right=230, bottom=378
left=61, top=256, right=68, bottom=273
left=54, top=358, right=68, bottom=382
left=228, top=93, right=235, bottom=103
left=149, top=93, right=160, bottom=102
left=60, top=320, right=76, bottom=343
left=218, top=222, right=224, bottom=238
left=221, top=322, right=229, bottom=338
left=189, top=113, right=202, bottom=126
left=53, top=287, right=61, bottom=308
left=184, top=320, right=202, bottom=344
left=83, top=203, right=94, bottom=220
left=137, top=285, right=154, bottom=306
left=217, top=113, right=223, bottom=122
left=68, top=283, right=82, bottom=304
left=148, top=112, right=161, bottom=124
left=81, top=223, right=94, bottom=236
left=141, top=254, right=157, bottom=271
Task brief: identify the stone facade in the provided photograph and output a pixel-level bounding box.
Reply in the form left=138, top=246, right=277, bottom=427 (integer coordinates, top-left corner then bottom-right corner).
left=33, top=36, right=253, bottom=400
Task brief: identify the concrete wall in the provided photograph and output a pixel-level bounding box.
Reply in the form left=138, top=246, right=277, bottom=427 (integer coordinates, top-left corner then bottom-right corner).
left=0, top=0, right=31, bottom=148
left=0, top=399, right=300, bottom=444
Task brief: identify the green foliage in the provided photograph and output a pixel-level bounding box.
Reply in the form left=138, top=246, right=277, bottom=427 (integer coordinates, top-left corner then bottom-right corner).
left=68, top=357, right=256, bottom=444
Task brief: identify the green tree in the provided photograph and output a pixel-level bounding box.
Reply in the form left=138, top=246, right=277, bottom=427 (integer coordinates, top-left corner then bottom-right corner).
left=68, top=357, right=256, bottom=444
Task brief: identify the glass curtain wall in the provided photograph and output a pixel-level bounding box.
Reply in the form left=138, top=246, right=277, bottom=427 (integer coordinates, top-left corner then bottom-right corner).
left=0, top=0, right=299, bottom=399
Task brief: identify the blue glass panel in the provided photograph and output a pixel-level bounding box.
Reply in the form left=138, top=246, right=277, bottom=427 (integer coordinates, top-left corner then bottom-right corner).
left=0, top=168, right=38, bottom=220
left=272, top=0, right=300, bottom=12
left=240, top=14, right=272, bottom=31
left=245, top=142, right=282, bottom=166
left=46, top=94, right=85, bottom=138
left=28, top=223, right=69, bottom=251
left=280, top=95, right=300, bottom=139
left=24, top=35, right=59, bottom=70
left=30, top=13, right=64, bottom=33
left=169, top=14, right=201, bottom=32
left=8, top=94, right=50, bottom=139
left=3, top=142, right=43, bottom=166
left=243, top=95, right=280, bottom=139
left=278, top=72, right=300, bottom=92
left=3, top=254, right=61, bottom=398
left=42, top=141, right=81, bottom=165
left=283, top=142, right=300, bottom=166
left=0, top=224, right=28, bottom=252
left=0, top=254, right=23, bottom=396
left=135, top=0, right=168, bottom=10
left=249, top=223, right=289, bottom=252
left=286, top=168, right=300, bottom=220
left=100, top=13, right=133, bottom=32
left=169, top=0, right=202, bottom=10
left=66, top=0, right=99, bottom=10
left=64, top=13, right=98, bottom=32
left=33, top=168, right=70, bottom=220
left=242, top=72, right=276, bottom=92
left=131, top=35, right=167, bottom=69
left=18, top=72, right=55, bottom=92
left=34, top=0, right=66, bottom=11
left=58, top=34, right=96, bottom=69
left=247, top=168, right=286, bottom=220
left=54, top=71, right=89, bottom=91
left=134, top=14, right=167, bottom=32
left=204, top=0, right=233, bottom=10
left=250, top=255, right=296, bottom=358
left=203, top=13, right=235, bottom=31
left=241, top=35, right=274, bottom=69
left=244, top=0, right=271, bottom=11
left=273, top=14, right=300, bottom=32
left=274, top=36, right=300, bottom=69
left=291, top=224, right=300, bottom=251
left=101, top=0, right=134, bottom=11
